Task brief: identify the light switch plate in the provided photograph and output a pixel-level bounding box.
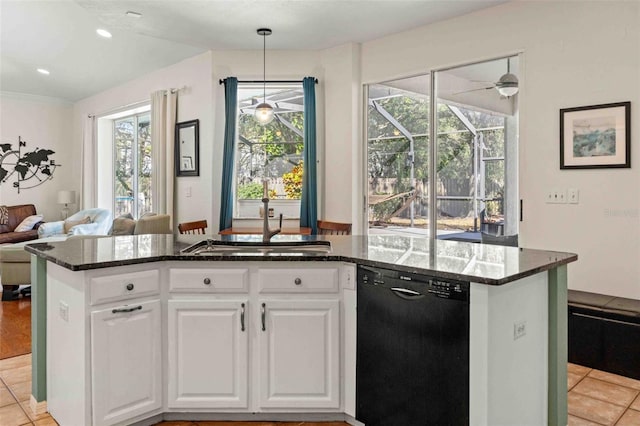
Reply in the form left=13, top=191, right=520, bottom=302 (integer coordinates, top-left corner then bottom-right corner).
left=568, top=188, right=579, bottom=204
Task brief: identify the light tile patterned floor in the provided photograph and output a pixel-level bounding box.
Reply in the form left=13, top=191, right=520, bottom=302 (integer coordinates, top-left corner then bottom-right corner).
left=0, top=354, right=57, bottom=426
left=568, top=363, right=640, bottom=426
left=1, top=355, right=639, bottom=425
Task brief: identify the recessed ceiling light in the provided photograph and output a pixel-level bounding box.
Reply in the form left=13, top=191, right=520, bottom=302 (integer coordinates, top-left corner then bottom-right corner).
left=126, top=11, right=142, bottom=18
left=37, top=68, right=50, bottom=75
left=96, top=28, right=112, bottom=38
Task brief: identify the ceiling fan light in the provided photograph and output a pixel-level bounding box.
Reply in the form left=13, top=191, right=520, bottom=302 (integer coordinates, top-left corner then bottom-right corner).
left=496, top=72, right=519, bottom=97
left=497, top=85, right=519, bottom=97
left=254, top=102, right=275, bottom=124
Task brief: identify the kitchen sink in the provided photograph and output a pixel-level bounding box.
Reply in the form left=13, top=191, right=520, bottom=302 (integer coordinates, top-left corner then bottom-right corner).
left=180, top=239, right=332, bottom=256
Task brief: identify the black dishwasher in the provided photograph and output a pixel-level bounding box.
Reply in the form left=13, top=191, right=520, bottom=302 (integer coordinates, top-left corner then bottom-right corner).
left=356, top=265, right=470, bottom=426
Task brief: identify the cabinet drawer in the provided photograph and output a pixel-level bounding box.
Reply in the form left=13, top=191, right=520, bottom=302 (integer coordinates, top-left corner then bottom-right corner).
left=169, top=268, right=249, bottom=292
left=258, top=268, right=339, bottom=293
left=90, top=270, right=159, bottom=306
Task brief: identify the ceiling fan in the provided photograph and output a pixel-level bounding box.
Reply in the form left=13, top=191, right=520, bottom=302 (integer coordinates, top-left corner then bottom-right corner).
left=453, top=57, right=519, bottom=98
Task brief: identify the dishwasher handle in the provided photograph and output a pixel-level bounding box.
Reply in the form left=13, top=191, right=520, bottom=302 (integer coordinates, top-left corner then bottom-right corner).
left=390, top=287, right=425, bottom=300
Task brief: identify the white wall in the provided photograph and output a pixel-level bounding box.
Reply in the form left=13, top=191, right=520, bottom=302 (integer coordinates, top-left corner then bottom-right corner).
left=73, top=52, right=214, bottom=231
left=0, top=93, right=74, bottom=221
left=321, top=43, right=362, bottom=230
left=358, top=1, right=640, bottom=299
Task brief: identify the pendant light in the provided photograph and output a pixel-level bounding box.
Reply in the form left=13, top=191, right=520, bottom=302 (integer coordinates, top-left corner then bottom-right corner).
left=496, top=57, right=519, bottom=97
left=254, top=28, right=274, bottom=125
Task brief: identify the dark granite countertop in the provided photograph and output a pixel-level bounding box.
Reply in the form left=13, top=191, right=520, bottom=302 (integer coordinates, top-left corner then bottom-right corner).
left=24, top=234, right=577, bottom=285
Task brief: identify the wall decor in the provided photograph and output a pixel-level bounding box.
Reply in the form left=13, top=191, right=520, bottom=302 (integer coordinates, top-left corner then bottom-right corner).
left=560, top=101, right=631, bottom=169
left=175, top=119, right=199, bottom=177
left=0, top=136, right=62, bottom=192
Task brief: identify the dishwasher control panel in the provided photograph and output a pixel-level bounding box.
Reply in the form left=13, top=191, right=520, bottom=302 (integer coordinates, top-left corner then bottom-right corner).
left=358, top=265, right=469, bottom=301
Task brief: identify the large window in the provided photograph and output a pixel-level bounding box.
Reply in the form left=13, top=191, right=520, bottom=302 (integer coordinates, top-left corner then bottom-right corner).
left=113, top=113, right=152, bottom=218
left=234, top=83, right=304, bottom=219
left=366, top=56, right=519, bottom=239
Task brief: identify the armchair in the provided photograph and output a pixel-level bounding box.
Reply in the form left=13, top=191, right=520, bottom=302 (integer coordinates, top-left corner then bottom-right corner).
left=38, top=208, right=112, bottom=238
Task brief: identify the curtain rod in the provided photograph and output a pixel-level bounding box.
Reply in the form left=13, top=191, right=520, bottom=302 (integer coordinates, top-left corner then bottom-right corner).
left=219, top=78, right=318, bottom=85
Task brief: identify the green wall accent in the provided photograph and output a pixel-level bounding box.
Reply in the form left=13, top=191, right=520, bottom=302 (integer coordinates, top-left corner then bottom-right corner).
left=548, top=265, right=568, bottom=426
left=30, top=255, right=47, bottom=402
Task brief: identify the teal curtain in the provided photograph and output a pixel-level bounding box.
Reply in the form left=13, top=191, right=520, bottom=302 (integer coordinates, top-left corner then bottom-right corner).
left=300, top=77, right=317, bottom=234
left=219, top=77, right=238, bottom=232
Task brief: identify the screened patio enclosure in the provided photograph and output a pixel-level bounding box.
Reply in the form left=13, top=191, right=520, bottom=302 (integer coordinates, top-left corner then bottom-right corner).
left=366, top=56, right=519, bottom=239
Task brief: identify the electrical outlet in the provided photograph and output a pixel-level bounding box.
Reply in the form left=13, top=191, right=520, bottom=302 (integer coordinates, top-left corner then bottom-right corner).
left=59, top=301, right=69, bottom=322
left=546, top=189, right=566, bottom=204
left=514, top=320, right=526, bottom=340
left=568, top=188, right=579, bottom=204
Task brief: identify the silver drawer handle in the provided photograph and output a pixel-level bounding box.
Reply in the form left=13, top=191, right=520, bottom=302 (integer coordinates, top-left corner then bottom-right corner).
left=112, top=305, right=142, bottom=314
left=125, top=283, right=134, bottom=291
left=261, top=303, right=266, bottom=331
left=203, top=277, right=211, bottom=285
left=240, top=303, right=245, bottom=332
left=294, top=277, right=302, bottom=285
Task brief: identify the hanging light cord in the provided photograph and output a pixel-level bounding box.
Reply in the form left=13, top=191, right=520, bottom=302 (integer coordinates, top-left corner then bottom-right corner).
left=263, top=31, right=266, bottom=103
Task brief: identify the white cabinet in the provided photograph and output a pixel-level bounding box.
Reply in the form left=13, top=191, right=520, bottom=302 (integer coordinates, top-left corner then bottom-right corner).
left=166, top=263, right=343, bottom=413
left=91, top=299, right=162, bottom=426
left=258, top=299, right=340, bottom=409
left=167, top=300, right=249, bottom=408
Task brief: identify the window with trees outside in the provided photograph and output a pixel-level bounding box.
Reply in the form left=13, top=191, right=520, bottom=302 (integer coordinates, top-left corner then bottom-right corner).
left=113, top=113, right=152, bottom=218
left=234, top=83, right=304, bottom=219
left=367, top=56, right=519, bottom=239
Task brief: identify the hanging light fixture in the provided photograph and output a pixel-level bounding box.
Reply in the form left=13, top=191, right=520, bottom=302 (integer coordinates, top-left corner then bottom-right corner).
left=255, top=28, right=274, bottom=125
left=496, top=57, right=519, bottom=97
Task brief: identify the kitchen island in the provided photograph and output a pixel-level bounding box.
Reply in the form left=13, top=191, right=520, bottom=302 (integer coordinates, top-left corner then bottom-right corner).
left=26, top=234, right=577, bottom=426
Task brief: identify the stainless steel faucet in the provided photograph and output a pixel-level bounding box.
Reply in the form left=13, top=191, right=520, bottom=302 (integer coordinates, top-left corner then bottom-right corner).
left=261, top=181, right=282, bottom=242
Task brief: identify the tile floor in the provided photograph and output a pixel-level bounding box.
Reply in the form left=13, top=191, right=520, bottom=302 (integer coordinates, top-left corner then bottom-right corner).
left=1, top=355, right=639, bottom=426
left=0, top=354, right=56, bottom=425
left=568, top=363, right=640, bottom=426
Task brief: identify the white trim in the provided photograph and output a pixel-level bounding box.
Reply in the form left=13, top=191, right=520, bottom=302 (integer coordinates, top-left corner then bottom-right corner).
left=0, top=91, right=73, bottom=106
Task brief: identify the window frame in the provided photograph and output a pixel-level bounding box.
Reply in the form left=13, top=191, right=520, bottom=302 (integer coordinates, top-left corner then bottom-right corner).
left=233, top=82, right=305, bottom=219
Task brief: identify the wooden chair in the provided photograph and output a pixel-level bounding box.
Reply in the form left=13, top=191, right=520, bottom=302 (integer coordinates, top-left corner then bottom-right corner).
left=317, top=220, right=352, bottom=235
left=178, top=220, right=208, bottom=235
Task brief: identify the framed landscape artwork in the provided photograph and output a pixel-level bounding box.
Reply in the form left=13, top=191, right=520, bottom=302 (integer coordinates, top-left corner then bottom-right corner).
left=560, top=101, right=631, bottom=169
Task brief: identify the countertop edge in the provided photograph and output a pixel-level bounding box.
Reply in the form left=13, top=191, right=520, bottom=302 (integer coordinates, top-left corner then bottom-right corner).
left=25, top=245, right=578, bottom=286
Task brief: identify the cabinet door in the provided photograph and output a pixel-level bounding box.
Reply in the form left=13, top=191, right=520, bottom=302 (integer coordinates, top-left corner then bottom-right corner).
left=91, top=299, right=162, bottom=426
left=168, top=300, right=249, bottom=408
left=258, top=299, right=340, bottom=409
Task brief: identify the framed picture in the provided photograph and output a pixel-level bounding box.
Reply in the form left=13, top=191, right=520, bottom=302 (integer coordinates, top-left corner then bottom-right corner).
left=175, top=119, right=199, bottom=176
left=560, top=101, right=630, bottom=169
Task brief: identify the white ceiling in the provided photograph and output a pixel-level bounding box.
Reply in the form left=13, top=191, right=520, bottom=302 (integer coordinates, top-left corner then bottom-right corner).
left=0, top=0, right=506, bottom=102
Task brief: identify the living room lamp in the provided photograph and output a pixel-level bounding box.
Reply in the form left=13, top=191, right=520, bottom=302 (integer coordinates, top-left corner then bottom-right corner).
left=58, top=190, right=76, bottom=219
left=254, top=28, right=274, bottom=125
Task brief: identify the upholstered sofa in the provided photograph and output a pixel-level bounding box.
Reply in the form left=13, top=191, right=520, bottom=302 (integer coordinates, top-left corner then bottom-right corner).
left=0, top=204, right=45, bottom=244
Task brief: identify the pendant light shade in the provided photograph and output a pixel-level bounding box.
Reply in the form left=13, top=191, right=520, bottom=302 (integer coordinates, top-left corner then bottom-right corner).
left=255, top=28, right=274, bottom=125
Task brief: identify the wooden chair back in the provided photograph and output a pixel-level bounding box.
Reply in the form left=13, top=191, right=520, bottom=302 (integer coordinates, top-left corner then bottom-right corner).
left=178, top=220, right=208, bottom=235
left=317, top=220, right=352, bottom=236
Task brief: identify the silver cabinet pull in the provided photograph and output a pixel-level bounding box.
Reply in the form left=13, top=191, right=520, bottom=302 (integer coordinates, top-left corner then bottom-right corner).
left=261, top=303, right=266, bottom=331
left=203, top=277, right=211, bottom=285
left=112, top=305, right=142, bottom=314
left=240, top=303, right=245, bottom=332
left=294, top=277, right=302, bottom=285
left=125, top=283, right=134, bottom=291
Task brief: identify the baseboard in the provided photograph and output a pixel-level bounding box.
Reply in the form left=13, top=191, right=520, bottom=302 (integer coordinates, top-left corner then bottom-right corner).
left=29, top=395, right=47, bottom=418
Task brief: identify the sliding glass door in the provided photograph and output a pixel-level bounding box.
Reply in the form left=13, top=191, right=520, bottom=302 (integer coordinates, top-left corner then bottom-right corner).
left=365, top=56, right=519, bottom=241
left=366, top=75, right=431, bottom=236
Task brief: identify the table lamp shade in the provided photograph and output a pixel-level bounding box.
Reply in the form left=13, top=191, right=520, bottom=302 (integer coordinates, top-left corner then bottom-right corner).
left=58, top=190, right=76, bottom=205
